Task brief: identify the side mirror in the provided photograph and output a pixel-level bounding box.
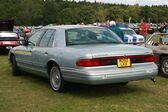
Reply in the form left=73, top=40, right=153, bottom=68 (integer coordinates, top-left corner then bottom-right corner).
left=19, top=39, right=28, bottom=46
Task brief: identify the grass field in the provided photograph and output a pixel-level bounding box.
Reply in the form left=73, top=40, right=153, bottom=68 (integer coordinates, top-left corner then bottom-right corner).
left=0, top=55, right=168, bottom=112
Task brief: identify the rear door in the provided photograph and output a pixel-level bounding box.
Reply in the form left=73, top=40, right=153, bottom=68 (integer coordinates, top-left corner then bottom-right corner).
left=31, top=29, right=56, bottom=76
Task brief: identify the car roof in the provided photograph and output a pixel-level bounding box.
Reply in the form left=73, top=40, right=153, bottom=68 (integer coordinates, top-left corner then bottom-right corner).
left=120, top=28, right=133, bottom=30
left=43, top=25, right=100, bottom=30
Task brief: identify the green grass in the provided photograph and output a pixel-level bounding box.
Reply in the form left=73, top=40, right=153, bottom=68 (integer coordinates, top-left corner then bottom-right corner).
left=0, top=55, right=168, bottom=112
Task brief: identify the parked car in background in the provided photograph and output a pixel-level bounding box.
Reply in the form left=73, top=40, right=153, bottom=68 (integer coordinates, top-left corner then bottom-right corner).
left=0, top=19, right=19, bottom=51
left=128, top=23, right=158, bottom=34
left=147, top=23, right=155, bottom=34
left=144, top=33, right=168, bottom=77
left=149, top=23, right=159, bottom=32
left=26, top=26, right=43, bottom=37
left=116, top=22, right=129, bottom=28
left=9, top=25, right=158, bottom=92
left=127, top=23, right=140, bottom=34
left=121, top=28, right=144, bottom=44
left=13, top=27, right=26, bottom=38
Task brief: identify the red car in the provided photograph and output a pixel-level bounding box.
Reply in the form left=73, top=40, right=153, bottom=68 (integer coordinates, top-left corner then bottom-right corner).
left=0, top=19, right=19, bottom=51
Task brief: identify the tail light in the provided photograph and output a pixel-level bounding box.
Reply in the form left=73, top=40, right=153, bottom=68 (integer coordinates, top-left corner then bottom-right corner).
left=76, top=57, right=114, bottom=67
left=139, top=38, right=144, bottom=42
left=76, top=55, right=155, bottom=67
left=144, top=55, right=155, bottom=62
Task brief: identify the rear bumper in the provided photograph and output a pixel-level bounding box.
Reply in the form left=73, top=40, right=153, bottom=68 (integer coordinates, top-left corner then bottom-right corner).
left=61, top=63, right=158, bottom=85
left=0, top=41, right=18, bottom=50
left=0, top=45, right=16, bottom=50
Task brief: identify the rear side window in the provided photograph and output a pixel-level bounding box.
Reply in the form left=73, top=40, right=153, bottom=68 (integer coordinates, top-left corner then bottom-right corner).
left=39, top=29, right=55, bottom=47
left=29, top=30, right=45, bottom=46
left=48, top=31, right=55, bottom=47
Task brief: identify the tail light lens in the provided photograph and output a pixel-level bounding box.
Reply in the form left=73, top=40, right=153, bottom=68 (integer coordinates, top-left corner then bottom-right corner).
left=76, top=55, right=155, bottom=67
left=139, top=38, right=144, bottom=42
left=144, top=55, right=155, bottom=62
left=76, top=59, right=101, bottom=67
left=76, top=57, right=113, bottom=67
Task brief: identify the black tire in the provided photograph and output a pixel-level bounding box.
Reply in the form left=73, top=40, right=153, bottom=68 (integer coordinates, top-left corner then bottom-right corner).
left=11, top=55, right=21, bottom=76
left=160, top=56, right=168, bottom=78
left=49, top=64, right=67, bottom=92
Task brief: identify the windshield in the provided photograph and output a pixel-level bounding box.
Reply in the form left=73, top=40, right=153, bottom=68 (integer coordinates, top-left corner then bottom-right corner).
left=122, top=29, right=136, bottom=35
left=146, top=34, right=168, bottom=45
left=66, top=27, right=123, bottom=45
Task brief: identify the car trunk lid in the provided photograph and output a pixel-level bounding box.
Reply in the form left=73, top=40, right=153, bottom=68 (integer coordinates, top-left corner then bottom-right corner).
left=0, top=19, right=14, bottom=31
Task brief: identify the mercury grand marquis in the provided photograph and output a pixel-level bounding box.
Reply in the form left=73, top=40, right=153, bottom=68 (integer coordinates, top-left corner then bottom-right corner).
left=8, top=25, right=158, bottom=92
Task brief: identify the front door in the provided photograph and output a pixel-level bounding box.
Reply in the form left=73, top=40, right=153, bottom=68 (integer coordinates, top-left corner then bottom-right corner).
left=14, top=45, right=33, bottom=70
left=17, top=29, right=46, bottom=73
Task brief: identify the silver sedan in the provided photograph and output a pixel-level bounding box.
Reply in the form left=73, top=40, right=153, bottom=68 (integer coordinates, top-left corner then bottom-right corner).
left=8, top=25, right=158, bottom=92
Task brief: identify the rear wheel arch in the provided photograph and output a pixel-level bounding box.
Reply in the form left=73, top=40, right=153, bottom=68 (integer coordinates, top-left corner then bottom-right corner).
left=47, top=60, right=67, bottom=92
left=47, top=60, right=60, bottom=75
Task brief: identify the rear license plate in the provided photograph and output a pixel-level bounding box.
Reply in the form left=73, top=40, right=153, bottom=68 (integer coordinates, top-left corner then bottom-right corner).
left=117, top=58, right=131, bottom=68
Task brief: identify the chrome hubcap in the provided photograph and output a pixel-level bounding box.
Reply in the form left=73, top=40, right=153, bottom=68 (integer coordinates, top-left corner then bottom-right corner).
left=50, top=67, right=61, bottom=90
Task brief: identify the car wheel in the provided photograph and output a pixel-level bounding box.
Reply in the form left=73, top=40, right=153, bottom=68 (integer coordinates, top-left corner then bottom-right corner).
left=11, top=55, right=21, bottom=76
left=161, top=56, right=168, bottom=78
left=49, top=64, right=67, bottom=92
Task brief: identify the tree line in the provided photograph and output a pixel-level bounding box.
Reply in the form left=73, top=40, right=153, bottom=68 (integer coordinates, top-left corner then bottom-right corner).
left=0, top=0, right=168, bottom=26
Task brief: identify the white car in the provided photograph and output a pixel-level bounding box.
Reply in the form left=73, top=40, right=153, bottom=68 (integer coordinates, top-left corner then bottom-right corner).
left=121, top=28, right=145, bottom=44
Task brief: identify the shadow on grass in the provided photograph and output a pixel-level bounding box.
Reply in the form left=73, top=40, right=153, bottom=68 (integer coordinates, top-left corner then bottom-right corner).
left=66, top=83, right=151, bottom=98
left=0, top=50, right=9, bottom=55
left=17, top=73, right=152, bottom=98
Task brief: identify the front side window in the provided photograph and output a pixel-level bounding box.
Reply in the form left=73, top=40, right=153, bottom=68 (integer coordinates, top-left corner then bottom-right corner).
left=66, top=27, right=123, bottom=45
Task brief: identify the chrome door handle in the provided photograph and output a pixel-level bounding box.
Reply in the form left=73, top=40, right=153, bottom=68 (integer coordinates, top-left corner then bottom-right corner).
left=44, top=52, right=48, bottom=56
left=44, top=52, right=48, bottom=54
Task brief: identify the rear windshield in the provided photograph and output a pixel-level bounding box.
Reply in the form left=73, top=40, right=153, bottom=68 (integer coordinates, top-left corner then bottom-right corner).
left=66, top=27, right=123, bottom=45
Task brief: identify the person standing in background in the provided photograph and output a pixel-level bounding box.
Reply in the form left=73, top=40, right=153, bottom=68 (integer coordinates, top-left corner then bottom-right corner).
left=139, top=19, right=148, bottom=41
left=164, top=21, right=168, bottom=33
left=108, top=21, right=124, bottom=41
left=159, top=21, right=168, bottom=33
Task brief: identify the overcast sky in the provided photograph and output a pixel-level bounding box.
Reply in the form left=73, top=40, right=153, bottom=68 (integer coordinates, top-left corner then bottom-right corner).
left=73, top=0, right=168, bottom=6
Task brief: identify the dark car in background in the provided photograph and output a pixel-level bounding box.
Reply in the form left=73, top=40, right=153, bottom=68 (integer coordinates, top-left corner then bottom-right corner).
left=116, top=22, right=129, bottom=28
left=0, top=19, right=19, bottom=52
left=128, top=23, right=158, bottom=34
left=26, top=26, right=43, bottom=37
left=127, top=23, right=140, bottom=34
